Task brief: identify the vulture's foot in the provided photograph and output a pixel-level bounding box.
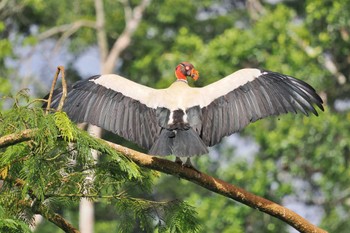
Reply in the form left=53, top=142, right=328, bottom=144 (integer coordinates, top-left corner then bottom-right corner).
left=183, top=158, right=200, bottom=172
left=175, top=157, right=183, bottom=165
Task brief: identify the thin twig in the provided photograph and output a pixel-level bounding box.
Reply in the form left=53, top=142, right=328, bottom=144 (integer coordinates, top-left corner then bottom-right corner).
left=44, top=192, right=126, bottom=199
left=45, top=68, right=61, bottom=114
left=45, top=66, right=67, bottom=114
left=37, top=20, right=96, bottom=41
left=53, top=26, right=81, bottom=54
left=57, top=66, right=67, bottom=111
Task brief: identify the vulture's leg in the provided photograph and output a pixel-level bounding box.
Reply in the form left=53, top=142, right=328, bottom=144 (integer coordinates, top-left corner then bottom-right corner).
left=175, top=157, right=183, bottom=165
left=183, top=158, right=200, bottom=172
left=184, top=158, right=193, bottom=167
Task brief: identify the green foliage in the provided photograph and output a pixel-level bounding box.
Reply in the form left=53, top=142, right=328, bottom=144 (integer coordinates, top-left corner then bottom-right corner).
left=0, top=21, right=13, bottom=58
left=54, top=111, right=77, bottom=142
left=0, top=78, right=12, bottom=96
left=246, top=110, right=350, bottom=231
left=161, top=200, right=200, bottom=233
left=0, top=205, right=31, bottom=233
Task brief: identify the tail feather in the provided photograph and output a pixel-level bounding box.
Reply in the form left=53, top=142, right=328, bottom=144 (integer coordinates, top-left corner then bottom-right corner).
left=149, top=128, right=208, bottom=157
left=149, top=130, right=174, bottom=156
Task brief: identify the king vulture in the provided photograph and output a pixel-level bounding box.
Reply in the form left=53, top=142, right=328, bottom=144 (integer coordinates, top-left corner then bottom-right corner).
left=47, top=62, right=324, bottom=166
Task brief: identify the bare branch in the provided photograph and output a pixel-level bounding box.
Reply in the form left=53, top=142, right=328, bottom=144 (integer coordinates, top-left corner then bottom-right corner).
left=37, top=20, right=96, bottom=41
left=0, top=0, right=25, bottom=19
left=247, top=0, right=266, bottom=20
left=0, top=129, right=37, bottom=148
left=52, top=24, right=88, bottom=53
left=120, top=0, right=132, bottom=26
left=57, top=66, right=67, bottom=111
left=45, top=66, right=67, bottom=113
left=0, top=0, right=9, bottom=12
left=322, top=53, right=346, bottom=85
left=45, top=68, right=58, bottom=114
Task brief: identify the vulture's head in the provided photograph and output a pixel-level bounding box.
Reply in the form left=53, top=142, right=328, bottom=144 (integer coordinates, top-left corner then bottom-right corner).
left=175, top=62, right=199, bottom=81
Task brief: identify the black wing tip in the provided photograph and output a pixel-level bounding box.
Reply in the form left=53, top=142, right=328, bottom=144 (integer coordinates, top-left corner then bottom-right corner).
left=304, top=88, right=325, bottom=116
left=298, top=95, right=324, bottom=117
left=319, top=104, right=325, bottom=112
left=314, top=103, right=325, bottom=116
left=258, top=69, right=325, bottom=116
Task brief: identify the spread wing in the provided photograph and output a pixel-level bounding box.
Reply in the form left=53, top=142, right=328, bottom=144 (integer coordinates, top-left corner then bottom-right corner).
left=188, top=69, right=324, bottom=146
left=47, top=74, right=161, bottom=150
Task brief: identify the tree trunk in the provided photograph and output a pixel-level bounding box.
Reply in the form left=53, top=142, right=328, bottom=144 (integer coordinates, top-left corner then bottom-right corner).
left=79, top=124, right=100, bottom=233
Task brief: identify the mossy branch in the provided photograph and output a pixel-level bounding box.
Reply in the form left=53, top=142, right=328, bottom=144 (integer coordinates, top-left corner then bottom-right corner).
left=0, top=129, right=37, bottom=148
left=0, top=129, right=327, bottom=233
left=36, top=207, right=80, bottom=233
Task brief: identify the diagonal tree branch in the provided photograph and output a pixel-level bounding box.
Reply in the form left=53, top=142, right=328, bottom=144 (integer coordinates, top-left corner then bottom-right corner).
left=104, top=141, right=327, bottom=233
left=45, top=66, right=67, bottom=113
left=0, top=129, right=328, bottom=233
left=37, top=20, right=96, bottom=41
left=0, top=129, right=37, bottom=148
left=36, top=207, right=80, bottom=233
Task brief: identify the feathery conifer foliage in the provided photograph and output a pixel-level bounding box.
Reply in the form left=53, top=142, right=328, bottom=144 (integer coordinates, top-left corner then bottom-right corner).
left=0, top=91, right=200, bottom=232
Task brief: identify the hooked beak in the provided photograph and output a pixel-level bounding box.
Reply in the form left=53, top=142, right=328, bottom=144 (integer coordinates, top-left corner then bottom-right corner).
left=190, top=69, right=199, bottom=81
